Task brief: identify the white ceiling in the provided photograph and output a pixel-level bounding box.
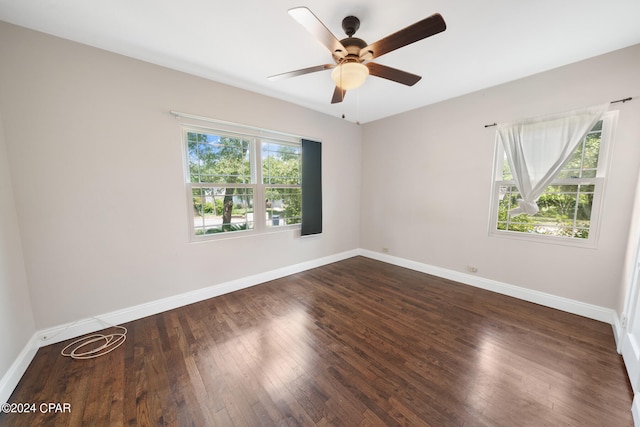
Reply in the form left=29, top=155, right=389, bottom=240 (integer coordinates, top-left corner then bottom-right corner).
left=1, top=0, right=639, bottom=123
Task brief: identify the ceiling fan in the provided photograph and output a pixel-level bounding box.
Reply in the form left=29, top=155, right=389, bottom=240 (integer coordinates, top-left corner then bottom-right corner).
left=268, top=7, right=447, bottom=104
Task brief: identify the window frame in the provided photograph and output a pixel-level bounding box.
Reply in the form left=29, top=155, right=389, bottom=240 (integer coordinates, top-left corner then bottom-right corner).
left=182, top=122, right=303, bottom=242
left=488, top=110, right=617, bottom=248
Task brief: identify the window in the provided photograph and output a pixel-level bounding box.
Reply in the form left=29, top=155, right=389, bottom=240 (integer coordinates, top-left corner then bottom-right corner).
left=489, top=111, right=616, bottom=246
left=184, top=125, right=302, bottom=240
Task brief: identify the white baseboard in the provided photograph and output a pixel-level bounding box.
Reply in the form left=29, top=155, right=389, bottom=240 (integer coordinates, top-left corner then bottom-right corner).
left=358, top=249, right=618, bottom=325
left=2, top=247, right=621, bottom=405
left=612, top=313, right=624, bottom=352
left=0, top=335, right=38, bottom=404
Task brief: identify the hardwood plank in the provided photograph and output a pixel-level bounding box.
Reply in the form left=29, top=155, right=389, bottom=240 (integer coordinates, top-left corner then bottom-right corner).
left=0, top=257, right=633, bottom=426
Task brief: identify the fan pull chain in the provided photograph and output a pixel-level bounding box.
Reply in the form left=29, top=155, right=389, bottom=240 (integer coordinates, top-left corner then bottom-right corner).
left=357, top=89, right=361, bottom=125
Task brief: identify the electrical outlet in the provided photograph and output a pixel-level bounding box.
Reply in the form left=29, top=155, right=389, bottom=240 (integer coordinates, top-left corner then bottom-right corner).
left=621, top=314, right=628, bottom=328
left=466, top=265, right=478, bottom=273
left=382, top=247, right=389, bottom=253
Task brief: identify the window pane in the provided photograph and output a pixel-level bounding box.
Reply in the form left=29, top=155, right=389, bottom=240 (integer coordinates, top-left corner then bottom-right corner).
left=501, top=157, right=512, bottom=181
left=497, top=185, right=535, bottom=233
left=265, top=187, right=301, bottom=227
left=556, top=122, right=601, bottom=179
left=262, top=142, right=301, bottom=185
left=496, top=184, right=593, bottom=239
left=192, top=186, right=254, bottom=235
left=583, top=133, right=600, bottom=171
left=188, top=132, right=251, bottom=184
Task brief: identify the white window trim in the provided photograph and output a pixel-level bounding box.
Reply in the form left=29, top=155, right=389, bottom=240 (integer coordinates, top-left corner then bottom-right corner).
left=488, top=110, right=617, bottom=248
left=179, top=119, right=304, bottom=242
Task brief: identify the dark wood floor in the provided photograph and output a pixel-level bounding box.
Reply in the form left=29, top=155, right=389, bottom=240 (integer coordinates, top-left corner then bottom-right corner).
left=1, top=256, right=633, bottom=426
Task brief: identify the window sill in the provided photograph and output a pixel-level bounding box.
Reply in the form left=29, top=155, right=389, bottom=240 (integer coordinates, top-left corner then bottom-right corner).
left=190, top=224, right=301, bottom=243
left=488, top=229, right=598, bottom=249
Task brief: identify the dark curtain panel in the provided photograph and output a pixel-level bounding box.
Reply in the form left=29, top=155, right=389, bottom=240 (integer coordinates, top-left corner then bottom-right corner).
left=301, top=139, right=322, bottom=236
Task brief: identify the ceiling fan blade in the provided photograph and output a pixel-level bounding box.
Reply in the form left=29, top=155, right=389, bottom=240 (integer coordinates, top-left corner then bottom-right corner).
left=331, top=86, right=346, bottom=104
left=288, top=7, right=347, bottom=59
left=360, top=13, right=446, bottom=60
left=268, top=64, right=335, bottom=81
left=366, top=62, right=422, bottom=86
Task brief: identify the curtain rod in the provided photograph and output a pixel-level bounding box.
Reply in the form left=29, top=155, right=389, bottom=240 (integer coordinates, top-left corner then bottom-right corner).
left=483, top=96, right=634, bottom=128
left=611, top=97, right=633, bottom=104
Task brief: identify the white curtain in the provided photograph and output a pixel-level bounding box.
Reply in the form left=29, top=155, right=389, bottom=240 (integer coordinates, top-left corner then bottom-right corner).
left=497, top=104, right=608, bottom=216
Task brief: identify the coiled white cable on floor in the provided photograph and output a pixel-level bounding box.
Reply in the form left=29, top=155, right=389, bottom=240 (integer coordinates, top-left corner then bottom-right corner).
left=61, top=323, right=127, bottom=360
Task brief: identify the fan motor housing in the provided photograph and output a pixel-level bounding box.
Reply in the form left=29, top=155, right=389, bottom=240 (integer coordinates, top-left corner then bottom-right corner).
left=339, top=37, right=367, bottom=56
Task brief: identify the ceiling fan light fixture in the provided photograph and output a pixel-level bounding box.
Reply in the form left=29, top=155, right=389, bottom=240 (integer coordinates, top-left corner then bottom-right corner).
left=331, top=62, right=369, bottom=90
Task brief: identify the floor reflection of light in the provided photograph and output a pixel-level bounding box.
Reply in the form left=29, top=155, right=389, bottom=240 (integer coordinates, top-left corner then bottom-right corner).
left=465, top=331, right=566, bottom=421
left=210, top=301, right=314, bottom=403
left=260, top=306, right=312, bottom=395
left=465, top=333, right=505, bottom=414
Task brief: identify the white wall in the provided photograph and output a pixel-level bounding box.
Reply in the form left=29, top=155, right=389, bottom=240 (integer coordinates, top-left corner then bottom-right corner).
left=360, top=44, right=640, bottom=311
left=0, top=21, right=362, bottom=330
left=0, top=110, right=36, bottom=389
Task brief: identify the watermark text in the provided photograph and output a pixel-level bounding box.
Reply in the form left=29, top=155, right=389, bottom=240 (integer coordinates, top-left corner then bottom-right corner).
left=1, top=402, right=71, bottom=414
